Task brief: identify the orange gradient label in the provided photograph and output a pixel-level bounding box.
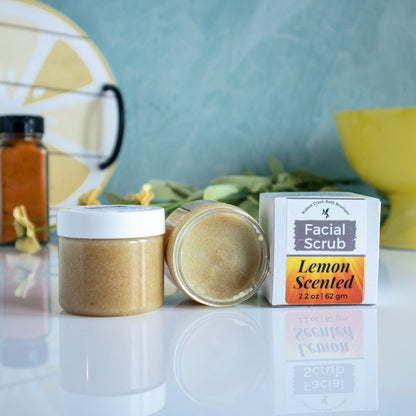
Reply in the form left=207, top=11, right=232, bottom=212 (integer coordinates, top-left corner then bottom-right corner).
left=286, top=256, right=365, bottom=304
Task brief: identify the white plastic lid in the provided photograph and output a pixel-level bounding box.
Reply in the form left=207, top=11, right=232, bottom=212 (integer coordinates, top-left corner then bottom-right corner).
left=57, top=205, right=165, bottom=239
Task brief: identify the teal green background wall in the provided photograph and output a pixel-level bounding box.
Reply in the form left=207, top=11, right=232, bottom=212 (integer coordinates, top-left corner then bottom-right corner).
left=42, top=0, right=416, bottom=195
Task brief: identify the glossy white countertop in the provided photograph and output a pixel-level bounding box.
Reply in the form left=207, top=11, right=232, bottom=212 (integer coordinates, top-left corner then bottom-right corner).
left=0, top=245, right=415, bottom=415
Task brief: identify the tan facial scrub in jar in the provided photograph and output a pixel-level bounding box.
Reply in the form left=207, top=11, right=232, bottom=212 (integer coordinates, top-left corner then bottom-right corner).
left=57, top=205, right=165, bottom=316
left=165, top=201, right=269, bottom=306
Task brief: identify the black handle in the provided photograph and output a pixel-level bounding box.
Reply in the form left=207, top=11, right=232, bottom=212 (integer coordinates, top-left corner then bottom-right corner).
left=99, top=84, right=125, bottom=169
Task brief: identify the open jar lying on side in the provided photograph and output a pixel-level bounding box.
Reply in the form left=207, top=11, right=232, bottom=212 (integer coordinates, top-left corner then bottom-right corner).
left=164, top=201, right=270, bottom=307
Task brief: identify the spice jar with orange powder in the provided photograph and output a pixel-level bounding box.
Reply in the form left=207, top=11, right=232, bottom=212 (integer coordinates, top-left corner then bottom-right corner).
left=0, top=115, right=48, bottom=244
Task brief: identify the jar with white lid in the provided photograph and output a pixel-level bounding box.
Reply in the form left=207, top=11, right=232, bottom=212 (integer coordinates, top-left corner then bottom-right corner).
left=57, top=205, right=165, bottom=317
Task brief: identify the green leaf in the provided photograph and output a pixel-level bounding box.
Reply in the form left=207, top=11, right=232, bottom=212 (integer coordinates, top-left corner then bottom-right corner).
left=269, top=157, right=285, bottom=175
left=148, top=180, right=181, bottom=201
left=218, top=191, right=250, bottom=205
left=319, top=185, right=339, bottom=192
left=238, top=198, right=260, bottom=220
left=105, top=192, right=135, bottom=205
left=211, top=175, right=272, bottom=193
left=270, top=182, right=297, bottom=192
left=184, top=189, right=204, bottom=202
left=289, top=169, right=327, bottom=187
left=203, top=184, right=241, bottom=201
left=149, top=180, right=200, bottom=201
left=287, top=170, right=359, bottom=190
left=240, top=166, right=255, bottom=176
left=247, top=194, right=259, bottom=203
left=149, top=201, right=183, bottom=217
left=143, top=163, right=360, bottom=219
left=167, top=182, right=200, bottom=198
left=276, top=172, right=295, bottom=185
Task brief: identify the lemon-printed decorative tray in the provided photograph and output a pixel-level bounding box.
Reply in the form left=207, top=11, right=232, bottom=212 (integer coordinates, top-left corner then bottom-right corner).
left=0, top=0, right=119, bottom=214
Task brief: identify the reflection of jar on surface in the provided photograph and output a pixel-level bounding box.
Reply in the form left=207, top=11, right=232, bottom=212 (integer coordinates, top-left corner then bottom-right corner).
left=59, top=310, right=165, bottom=416
left=166, top=305, right=267, bottom=406
left=0, top=115, right=48, bottom=243
left=0, top=247, right=50, bottom=368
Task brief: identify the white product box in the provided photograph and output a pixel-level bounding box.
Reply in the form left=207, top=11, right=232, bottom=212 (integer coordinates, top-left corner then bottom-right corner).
left=259, top=192, right=380, bottom=306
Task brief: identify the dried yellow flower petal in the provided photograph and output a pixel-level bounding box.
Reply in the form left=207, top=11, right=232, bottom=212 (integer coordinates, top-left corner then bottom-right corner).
left=126, top=184, right=154, bottom=205
left=13, top=205, right=41, bottom=254
left=78, top=188, right=101, bottom=205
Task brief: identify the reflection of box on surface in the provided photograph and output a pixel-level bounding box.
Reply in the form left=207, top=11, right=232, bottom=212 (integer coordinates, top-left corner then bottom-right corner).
left=267, top=307, right=378, bottom=414
left=294, top=363, right=354, bottom=395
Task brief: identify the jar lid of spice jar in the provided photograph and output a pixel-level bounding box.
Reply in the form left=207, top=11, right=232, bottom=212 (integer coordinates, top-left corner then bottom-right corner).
left=57, top=205, right=165, bottom=239
left=0, top=115, right=44, bottom=134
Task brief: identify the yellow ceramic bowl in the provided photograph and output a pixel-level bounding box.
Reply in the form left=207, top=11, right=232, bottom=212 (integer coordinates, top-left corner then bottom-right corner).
left=335, top=107, right=416, bottom=249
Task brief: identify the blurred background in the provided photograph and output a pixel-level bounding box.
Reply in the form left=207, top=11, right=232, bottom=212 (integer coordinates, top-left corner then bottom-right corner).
left=4, top=0, right=416, bottom=198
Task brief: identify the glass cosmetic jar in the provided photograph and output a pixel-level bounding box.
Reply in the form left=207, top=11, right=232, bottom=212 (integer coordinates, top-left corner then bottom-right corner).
left=164, top=201, right=269, bottom=307
left=57, top=205, right=165, bottom=316
left=0, top=115, right=48, bottom=243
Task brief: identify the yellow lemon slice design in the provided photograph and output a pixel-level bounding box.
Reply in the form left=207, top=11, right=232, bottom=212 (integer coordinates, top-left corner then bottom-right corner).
left=0, top=0, right=117, bottom=211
